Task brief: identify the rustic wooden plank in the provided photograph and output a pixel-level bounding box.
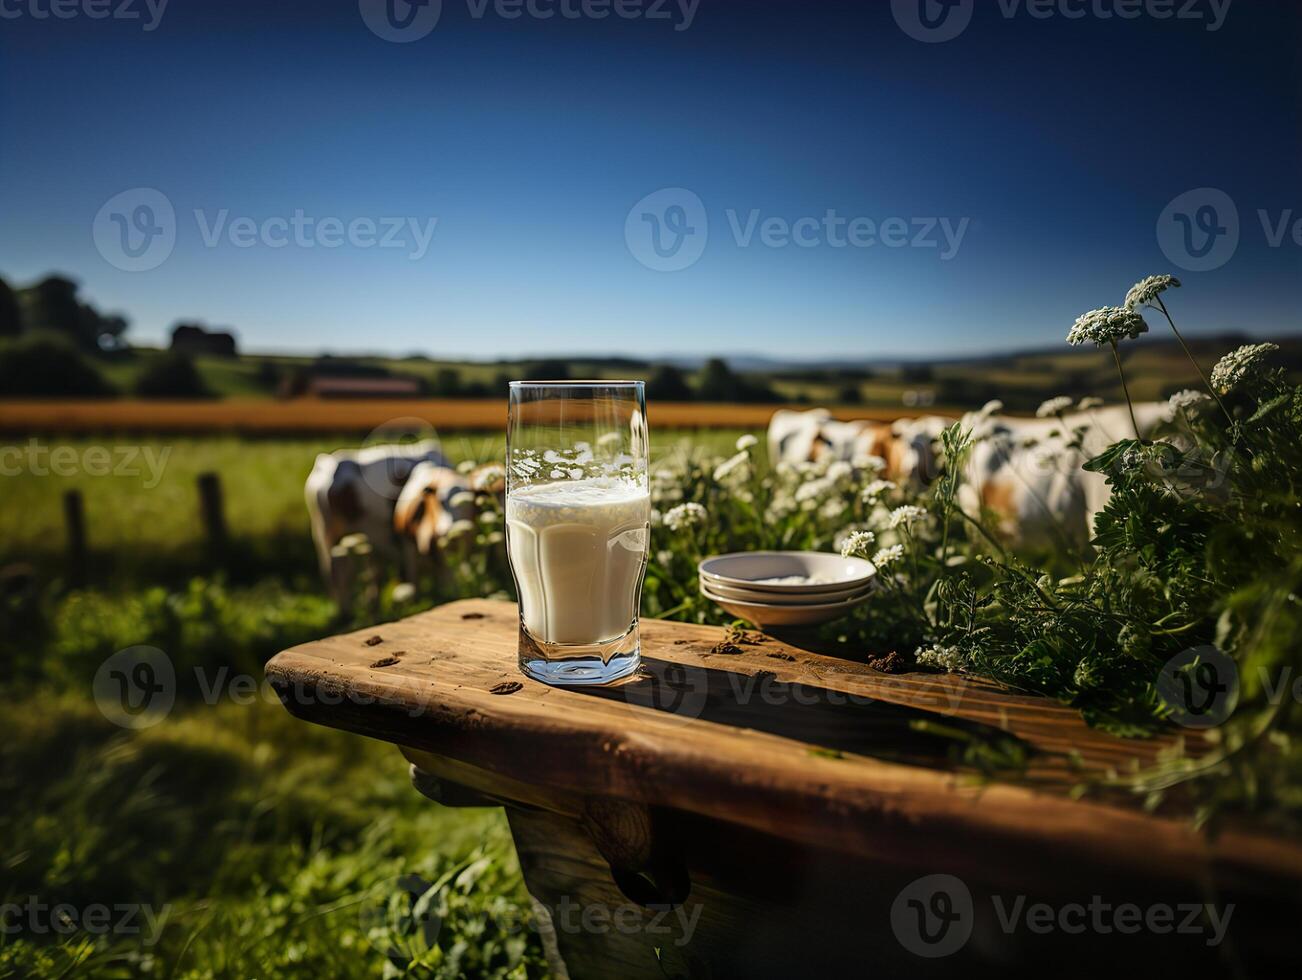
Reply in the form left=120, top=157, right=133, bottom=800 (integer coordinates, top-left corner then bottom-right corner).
left=265, top=598, right=1302, bottom=899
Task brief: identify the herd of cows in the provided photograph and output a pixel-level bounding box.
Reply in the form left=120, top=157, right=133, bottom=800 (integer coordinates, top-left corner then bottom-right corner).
left=305, top=400, right=1179, bottom=608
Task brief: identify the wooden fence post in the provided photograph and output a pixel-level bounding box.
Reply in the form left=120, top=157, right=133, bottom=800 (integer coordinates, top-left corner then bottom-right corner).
left=63, top=489, right=87, bottom=586
left=197, top=472, right=227, bottom=556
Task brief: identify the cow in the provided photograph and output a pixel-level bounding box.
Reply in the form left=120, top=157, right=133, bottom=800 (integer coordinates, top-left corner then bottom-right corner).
left=304, top=440, right=450, bottom=612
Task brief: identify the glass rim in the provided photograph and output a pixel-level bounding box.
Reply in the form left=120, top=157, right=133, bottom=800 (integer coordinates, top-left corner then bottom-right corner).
left=507, top=379, right=645, bottom=387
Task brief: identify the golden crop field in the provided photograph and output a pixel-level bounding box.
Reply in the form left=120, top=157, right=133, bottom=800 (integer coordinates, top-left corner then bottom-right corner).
left=0, top=398, right=919, bottom=434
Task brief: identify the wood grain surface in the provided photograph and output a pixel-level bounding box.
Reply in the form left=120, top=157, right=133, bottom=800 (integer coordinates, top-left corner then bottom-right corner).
left=265, top=598, right=1302, bottom=899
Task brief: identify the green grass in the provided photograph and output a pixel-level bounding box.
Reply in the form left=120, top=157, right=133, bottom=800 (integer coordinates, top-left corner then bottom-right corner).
left=0, top=430, right=754, bottom=576
left=0, top=429, right=758, bottom=977
left=0, top=693, right=544, bottom=978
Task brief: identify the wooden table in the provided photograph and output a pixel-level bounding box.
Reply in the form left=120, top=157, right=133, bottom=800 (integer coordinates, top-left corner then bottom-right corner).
left=266, top=599, right=1302, bottom=978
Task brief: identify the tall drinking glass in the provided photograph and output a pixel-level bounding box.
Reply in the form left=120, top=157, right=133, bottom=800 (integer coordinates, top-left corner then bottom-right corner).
left=506, top=381, right=650, bottom=685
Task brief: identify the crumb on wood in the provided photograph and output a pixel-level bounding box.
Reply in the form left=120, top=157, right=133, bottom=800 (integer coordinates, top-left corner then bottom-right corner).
left=724, top=625, right=766, bottom=646
left=364, top=635, right=384, bottom=647
left=370, top=656, right=400, bottom=669
left=710, top=641, right=744, bottom=656
left=766, top=652, right=797, bottom=662
left=866, top=651, right=910, bottom=674
left=490, top=681, right=523, bottom=695
left=672, top=639, right=690, bottom=645
left=462, top=612, right=485, bottom=620
left=752, top=669, right=776, bottom=682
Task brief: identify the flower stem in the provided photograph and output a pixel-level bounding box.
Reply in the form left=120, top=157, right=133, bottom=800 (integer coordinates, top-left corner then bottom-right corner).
left=1154, top=296, right=1234, bottom=426
left=1110, top=341, right=1143, bottom=443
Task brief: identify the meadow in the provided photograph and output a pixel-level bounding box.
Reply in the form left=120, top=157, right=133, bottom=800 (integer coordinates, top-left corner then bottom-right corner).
left=0, top=428, right=758, bottom=979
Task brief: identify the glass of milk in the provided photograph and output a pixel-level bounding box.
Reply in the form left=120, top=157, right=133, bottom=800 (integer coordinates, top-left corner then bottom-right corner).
left=506, top=381, right=650, bottom=685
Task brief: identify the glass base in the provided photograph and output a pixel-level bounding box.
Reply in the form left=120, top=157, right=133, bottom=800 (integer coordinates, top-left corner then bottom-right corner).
left=518, top=621, right=641, bottom=687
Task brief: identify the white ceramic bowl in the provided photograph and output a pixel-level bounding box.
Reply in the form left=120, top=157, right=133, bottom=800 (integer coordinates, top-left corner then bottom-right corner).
left=698, top=551, right=876, bottom=595
left=700, top=582, right=873, bottom=627
left=699, top=574, right=872, bottom=605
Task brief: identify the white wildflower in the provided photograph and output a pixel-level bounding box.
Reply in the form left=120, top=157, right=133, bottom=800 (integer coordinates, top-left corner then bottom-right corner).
left=852, top=453, right=887, bottom=474
left=1077, top=397, right=1104, bottom=411
left=872, top=544, right=905, bottom=568
left=820, top=498, right=846, bottom=521
left=471, top=463, right=505, bottom=491
left=1036, top=396, right=1073, bottom=418
left=915, top=646, right=962, bottom=671
left=649, top=508, right=663, bottom=528
left=478, top=511, right=497, bottom=525
left=826, top=461, right=853, bottom=483
left=597, top=431, right=621, bottom=451
left=391, top=582, right=417, bottom=604
left=663, top=502, right=707, bottom=532
left=713, top=450, right=750, bottom=484
left=735, top=433, right=759, bottom=451
left=655, top=549, right=674, bottom=567
left=1167, top=389, right=1211, bottom=416
left=1066, top=307, right=1148, bottom=347
left=446, top=519, right=475, bottom=541
left=1209, top=342, right=1280, bottom=394
left=450, top=491, right=477, bottom=509
left=795, top=478, right=831, bottom=504
left=840, top=530, right=876, bottom=558
left=889, top=505, right=927, bottom=529
left=1124, top=274, right=1181, bottom=311
left=862, top=479, right=896, bottom=502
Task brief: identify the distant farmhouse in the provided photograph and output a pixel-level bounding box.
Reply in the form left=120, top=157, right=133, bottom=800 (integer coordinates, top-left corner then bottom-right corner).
left=170, top=322, right=238, bottom=357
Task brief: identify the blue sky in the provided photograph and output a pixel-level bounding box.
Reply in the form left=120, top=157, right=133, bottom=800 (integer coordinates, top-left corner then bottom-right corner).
left=1, top=0, right=1298, bottom=359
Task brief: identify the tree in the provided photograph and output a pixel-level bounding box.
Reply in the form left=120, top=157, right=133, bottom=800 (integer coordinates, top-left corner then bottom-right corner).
left=19, top=275, right=129, bottom=350
left=697, top=358, right=780, bottom=404
left=646, top=364, right=693, bottom=401
left=135, top=352, right=211, bottom=399
left=837, top=382, right=863, bottom=404
left=0, top=276, right=22, bottom=338
left=0, top=335, right=116, bottom=397
left=525, top=359, right=570, bottom=381
left=430, top=367, right=463, bottom=397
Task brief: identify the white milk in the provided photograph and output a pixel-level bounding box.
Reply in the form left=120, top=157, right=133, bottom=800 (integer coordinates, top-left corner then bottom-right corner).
left=506, top=478, right=651, bottom=646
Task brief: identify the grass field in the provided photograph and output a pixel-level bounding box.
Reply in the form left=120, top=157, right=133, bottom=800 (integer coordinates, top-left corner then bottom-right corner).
left=25, top=334, right=1296, bottom=420
left=1, top=429, right=776, bottom=974
left=0, top=430, right=754, bottom=574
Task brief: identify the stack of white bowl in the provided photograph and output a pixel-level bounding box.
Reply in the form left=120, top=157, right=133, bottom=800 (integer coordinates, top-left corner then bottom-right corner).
left=697, top=551, right=877, bottom=627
